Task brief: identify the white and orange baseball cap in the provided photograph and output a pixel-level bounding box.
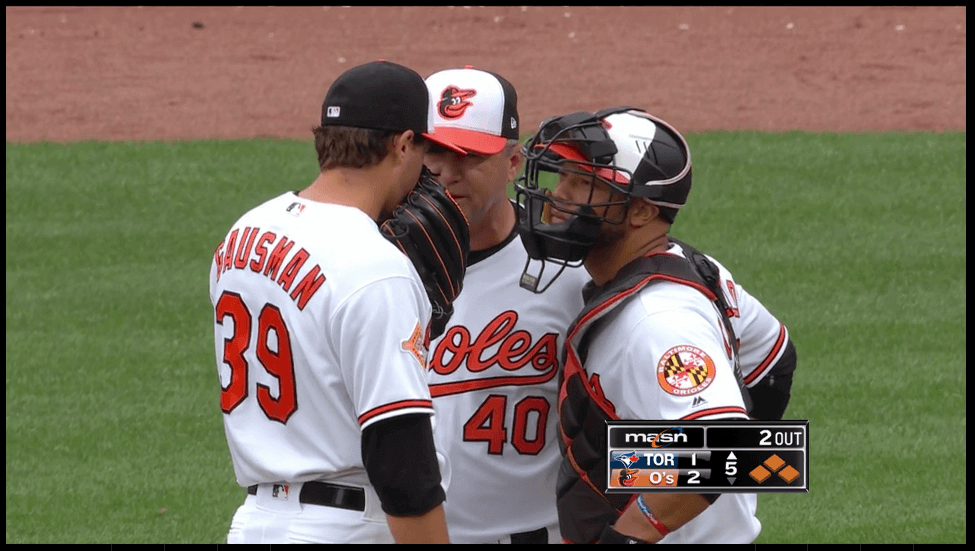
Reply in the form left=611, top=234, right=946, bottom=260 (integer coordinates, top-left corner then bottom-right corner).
left=424, top=66, right=520, bottom=156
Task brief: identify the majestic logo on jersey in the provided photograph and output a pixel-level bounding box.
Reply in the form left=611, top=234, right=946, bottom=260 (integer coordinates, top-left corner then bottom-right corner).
left=428, top=310, right=560, bottom=397
left=402, top=322, right=428, bottom=369
left=657, top=345, right=716, bottom=396
left=438, top=86, right=476, bottom=119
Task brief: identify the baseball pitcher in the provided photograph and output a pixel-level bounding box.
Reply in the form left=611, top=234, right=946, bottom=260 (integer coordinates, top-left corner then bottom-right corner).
left=210, top=60, right=468, bottom=544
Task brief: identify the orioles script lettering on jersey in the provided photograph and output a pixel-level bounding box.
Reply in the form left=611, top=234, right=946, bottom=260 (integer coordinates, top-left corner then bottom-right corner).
left=428, top=310, right=559, bottom=397
left=212, top=227, right=326, bottom=311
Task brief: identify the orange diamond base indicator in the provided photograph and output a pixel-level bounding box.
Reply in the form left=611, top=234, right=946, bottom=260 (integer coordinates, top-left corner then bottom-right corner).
left=778, top=465, right=801, bottom=483
left=749, top=465, right=771, bottom=483
left=763, top=454, right=786, bottom=472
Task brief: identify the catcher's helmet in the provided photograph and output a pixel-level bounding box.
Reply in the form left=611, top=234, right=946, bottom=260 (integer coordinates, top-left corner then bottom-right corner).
left=514, top=107, right=691, bottom=291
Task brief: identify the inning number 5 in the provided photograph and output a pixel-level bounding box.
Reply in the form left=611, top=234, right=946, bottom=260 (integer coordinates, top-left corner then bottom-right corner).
left=215, top=291, right=298, bottom=423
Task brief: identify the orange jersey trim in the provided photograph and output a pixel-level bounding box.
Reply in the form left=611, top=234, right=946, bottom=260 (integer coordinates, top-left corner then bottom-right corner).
left=745, top=323, right=788, bottom=385
left=429, top=368, right=558, bottom=397
left=681, top=406, right=748, bottom=420
left=358, top=399, right=433, bottom=426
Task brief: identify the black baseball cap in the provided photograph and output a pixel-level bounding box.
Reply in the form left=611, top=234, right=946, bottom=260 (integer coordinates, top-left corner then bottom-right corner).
left=321, top=60, right=465, bottom=154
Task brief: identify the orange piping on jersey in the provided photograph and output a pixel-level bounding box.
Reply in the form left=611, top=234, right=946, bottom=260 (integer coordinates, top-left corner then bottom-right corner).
left=680, top=406, right=748, bottom=420
left=357, top=399, right=434, bottom=426
left=429, top=368, right=558, bottom=397
left=744, top=323, right=787, bottom=385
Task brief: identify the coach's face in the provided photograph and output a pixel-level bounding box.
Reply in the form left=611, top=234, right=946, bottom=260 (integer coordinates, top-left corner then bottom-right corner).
left=424, top=143, right=521, bottom=232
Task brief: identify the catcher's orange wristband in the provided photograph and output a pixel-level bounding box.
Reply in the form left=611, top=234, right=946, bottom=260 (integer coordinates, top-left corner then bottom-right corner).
left=636, top=495, right=671, bottom=537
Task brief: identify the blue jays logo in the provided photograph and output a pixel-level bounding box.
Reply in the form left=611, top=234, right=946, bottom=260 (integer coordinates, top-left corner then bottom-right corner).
left=611, top=451, right=642, bottom=487
left=611, top=451, right=641, bottom=468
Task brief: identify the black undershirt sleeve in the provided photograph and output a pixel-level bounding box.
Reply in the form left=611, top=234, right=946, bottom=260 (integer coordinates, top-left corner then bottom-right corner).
left=747, top=339, right=798, bottom=421
left=361, top=413, right=446, bottom=517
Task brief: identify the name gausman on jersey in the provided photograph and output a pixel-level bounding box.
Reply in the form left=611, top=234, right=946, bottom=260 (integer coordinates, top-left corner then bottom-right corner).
left=213, top=226, right=327, bottom=311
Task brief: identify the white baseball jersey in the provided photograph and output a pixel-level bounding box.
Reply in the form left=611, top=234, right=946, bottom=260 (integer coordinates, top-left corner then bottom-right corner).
left=577, top=241, right=788, bottom=543
left=209, top=192, right=440, bottom=542
left=426, top=230, right=591, bottom=543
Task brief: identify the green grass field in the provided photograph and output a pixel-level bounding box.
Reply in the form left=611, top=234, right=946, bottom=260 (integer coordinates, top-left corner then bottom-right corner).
left=6, top=133, right=966, bottom=543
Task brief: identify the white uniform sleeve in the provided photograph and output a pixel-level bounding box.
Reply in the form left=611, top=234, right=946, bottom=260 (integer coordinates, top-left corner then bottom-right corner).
left=329, top=274, right=435, bottom=431
left=616, top=307, right=749, bottom=421
left=728, top=283, right=790, bottom=387
left=209, top=244, right=221, bottom=306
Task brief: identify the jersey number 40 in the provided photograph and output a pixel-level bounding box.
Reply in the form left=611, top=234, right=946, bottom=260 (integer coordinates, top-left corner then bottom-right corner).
left=464, top=394, right=550, bottom=455
left=215, top=291, right=298, bottom=423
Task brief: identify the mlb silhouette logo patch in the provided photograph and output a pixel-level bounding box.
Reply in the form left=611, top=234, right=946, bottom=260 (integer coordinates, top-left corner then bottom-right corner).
left=286, top=202, right=305, bottom=216
left=271, top=484, right=290, bottom=500
left=326, top=106, right=341, bottom=118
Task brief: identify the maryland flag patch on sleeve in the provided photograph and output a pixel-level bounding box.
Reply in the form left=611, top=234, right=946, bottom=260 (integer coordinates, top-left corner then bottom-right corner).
left=657, top=345, right=716, bottom=396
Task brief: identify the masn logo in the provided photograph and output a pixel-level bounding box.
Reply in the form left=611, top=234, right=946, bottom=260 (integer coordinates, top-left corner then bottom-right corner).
left=623, top=428, right=687, bottom=448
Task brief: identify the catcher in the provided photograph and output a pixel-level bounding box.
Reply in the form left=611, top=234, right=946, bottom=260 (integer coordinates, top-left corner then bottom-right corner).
left=211, top=60, right=468, bottom=544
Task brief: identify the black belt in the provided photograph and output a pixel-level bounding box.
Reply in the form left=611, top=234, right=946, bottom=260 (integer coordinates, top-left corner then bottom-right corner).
left=247, top=481, right=365, bottom=512
left=510, top=526, right=549, bottom=544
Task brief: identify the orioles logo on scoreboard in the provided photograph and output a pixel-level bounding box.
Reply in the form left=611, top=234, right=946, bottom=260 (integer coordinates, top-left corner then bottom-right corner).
left=617, top=467, right=640, bottom=487
left=657, top=345, right=716, bottom=396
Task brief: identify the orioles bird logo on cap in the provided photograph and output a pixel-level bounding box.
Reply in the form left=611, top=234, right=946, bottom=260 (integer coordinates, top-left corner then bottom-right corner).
left=438, top=86, right=476, bottom=119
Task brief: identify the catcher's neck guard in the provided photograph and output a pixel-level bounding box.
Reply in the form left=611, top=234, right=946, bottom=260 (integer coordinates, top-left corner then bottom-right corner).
left=515, top=197, right=599, bottom=293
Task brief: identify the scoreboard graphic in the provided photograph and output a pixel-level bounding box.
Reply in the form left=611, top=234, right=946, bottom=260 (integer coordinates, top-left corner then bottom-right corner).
left=605, top=420, right=808, bottom=494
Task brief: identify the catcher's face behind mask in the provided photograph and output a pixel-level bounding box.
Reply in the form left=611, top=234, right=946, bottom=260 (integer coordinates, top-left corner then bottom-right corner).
left=514, top=107, right=692, bottom=293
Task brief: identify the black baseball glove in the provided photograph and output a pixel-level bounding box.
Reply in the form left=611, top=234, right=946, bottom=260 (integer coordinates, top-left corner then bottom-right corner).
left=380, top=168, right=471, bottom=340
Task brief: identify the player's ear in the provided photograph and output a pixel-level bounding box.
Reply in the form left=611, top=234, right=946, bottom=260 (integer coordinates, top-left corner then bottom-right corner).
left=390, top=130, right=415, bottom=161
left=628, top=199, right=659, bottom=228
left=506, top=144, right=525, bottom=183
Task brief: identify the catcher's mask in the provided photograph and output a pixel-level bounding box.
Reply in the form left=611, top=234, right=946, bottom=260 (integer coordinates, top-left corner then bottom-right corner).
left=514, top=107, right=692, bottom=293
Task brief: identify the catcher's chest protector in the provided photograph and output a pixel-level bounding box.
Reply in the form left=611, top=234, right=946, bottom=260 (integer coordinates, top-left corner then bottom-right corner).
left=555, top=240, right=746, bottom=544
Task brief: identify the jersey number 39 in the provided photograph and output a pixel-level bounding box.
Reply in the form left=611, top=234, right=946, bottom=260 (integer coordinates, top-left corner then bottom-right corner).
left=215, top=291, right=298, bottom=423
